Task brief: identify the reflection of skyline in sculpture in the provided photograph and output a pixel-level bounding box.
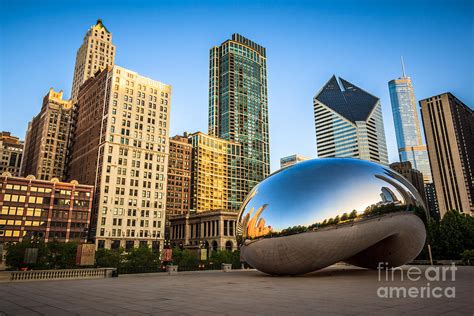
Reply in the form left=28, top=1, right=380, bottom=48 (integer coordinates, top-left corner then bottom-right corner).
left=380, top=187, right=397, bottom=203
left=243, top=204, right=272, bottom=238
left=237, top=158, right=427, bottom=275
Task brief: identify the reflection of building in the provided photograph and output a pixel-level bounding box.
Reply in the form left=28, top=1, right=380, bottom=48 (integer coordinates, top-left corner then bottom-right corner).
left=390, top=161, right=425, bottom=204
left=166, top=135, right=192, bottom=217
left=189, top=132, right=244, bottom=212
left=380, top=187, right=398, bottom=204
left=314, top=75, right=389, bottom=165
left=21, top=89, right=72, bottom=181
left=0, top=174, right=93, bottom=243
left=71, top=19, right=115, bottom=102
left=169, top=210, right=238, bottom=252
left=280, top=154, right=309, bottom=169
left=0, top=132, right=23, bottom=177
left=420, top=93, right=474, bottom=217
left=424, top=183, right=439, bottom=219
left=68, top=65, right=171, bottom=250
left=209, top=34, right=270, bottom=203
left=388, top=61, right=432, bottom=183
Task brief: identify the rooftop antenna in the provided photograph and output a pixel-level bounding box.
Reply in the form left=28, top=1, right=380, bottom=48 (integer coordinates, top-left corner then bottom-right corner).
left=401, top=56, right=407, bottom=78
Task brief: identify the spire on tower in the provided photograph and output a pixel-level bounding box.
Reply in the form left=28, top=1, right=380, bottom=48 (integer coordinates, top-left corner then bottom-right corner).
left=401, top=56, right=407, bottom=78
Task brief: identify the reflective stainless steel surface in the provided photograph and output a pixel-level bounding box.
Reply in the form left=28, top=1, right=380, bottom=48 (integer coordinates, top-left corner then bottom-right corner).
left=237, top=158, right=427, bottom=275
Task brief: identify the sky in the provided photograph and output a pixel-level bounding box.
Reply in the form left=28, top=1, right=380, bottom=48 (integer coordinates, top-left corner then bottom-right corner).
left=1, top=0, right=473, bottom=172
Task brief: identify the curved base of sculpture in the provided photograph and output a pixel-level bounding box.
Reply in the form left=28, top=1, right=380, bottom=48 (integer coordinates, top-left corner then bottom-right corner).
left=240, top=212, right=426, bottom=276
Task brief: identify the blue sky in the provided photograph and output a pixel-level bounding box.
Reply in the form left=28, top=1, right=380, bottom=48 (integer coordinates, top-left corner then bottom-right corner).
left=1, top=0, right=472, bottom=171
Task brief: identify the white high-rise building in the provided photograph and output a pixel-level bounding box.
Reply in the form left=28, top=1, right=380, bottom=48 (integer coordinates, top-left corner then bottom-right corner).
left=71, top=19, right=116, bottom=102
left=314, top=75, right=389, bottom=165
left=68, top=65, right=171, bottom=251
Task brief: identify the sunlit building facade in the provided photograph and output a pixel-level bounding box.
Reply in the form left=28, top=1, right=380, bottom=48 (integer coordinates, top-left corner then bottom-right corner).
left=21, top=89, right=73, bottom=181
left=68, top=65, right=171, bottom=250
left=189, top=132, right=244, bottom=212
left=0, top=174, right=93, bottom=243
left=0, top=132, right=23, bottom=177
left=420, top=93, right=474, bottom=217
left=314, top=75, right=389, bottom=165
left=209, top=34, right=270, bottom=204
left=71, top=19, right=116, bottom=102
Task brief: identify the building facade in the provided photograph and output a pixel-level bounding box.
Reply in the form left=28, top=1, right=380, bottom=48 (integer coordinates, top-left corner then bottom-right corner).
left=0, top=174, right=93, bottom=243
left=389, top=161, right=425, bottom=204
left=314, top=75, right=389, bottom=165
left=189, top=132, right=244, bottom=212
left=388, top=65, right=432, bottom=183
left=280, top=154, right=309, bottom=169
left=71, top=19, right=116, bottom=102
left=420, top=93, right=474, bottom=217
left=169, top=210, right=238, bottom=253
left=0, top=132, right=23, bottom=176
left=21, top=89, right=73, bottom=181
left=68, top=65, right=171, bottom=250
left=209, top=34, right=270, bottom=205
left=166, top=135, right=192, bottom=216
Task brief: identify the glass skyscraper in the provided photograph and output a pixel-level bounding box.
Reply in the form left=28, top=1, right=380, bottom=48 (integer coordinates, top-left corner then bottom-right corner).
left=209, top=34, right=270, bottom=205
left=388, top=62, right=432, bottom=183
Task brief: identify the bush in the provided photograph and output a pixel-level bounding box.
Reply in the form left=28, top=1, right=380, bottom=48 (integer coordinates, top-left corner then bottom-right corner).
left=122, top=245, right=160, bottom=270
left=172, top=247, right=198, bottom=266
left=209, top=250, right=240, bottom=267
left=47, top=241, right=78, bottom=269
left=461, top=250, right=474, bottom=265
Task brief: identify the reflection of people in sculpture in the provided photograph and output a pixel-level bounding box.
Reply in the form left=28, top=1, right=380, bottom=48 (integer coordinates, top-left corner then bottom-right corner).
left=245, top=204, right=272, bottom=238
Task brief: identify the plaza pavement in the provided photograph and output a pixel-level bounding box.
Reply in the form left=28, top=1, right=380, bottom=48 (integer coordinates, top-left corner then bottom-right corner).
left=0, top=265, right=472, bottom=315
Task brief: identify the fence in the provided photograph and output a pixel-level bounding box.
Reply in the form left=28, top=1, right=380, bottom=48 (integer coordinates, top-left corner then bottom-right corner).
left=0, top=268, right=116, bottom=283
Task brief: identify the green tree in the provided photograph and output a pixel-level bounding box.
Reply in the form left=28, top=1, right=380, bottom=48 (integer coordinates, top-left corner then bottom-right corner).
left=5, top=238, right=50, bottom=270
left=123, top=245, right=159, bottom=270
left=172, top=248, right=198, bottom=266
left=341, top=213, right=349, bottom=221
left=349, top=210, right=358, bottom=219
left=95, top=248, right=123, bottom=268
left=47, top=241, right=78, bottom=269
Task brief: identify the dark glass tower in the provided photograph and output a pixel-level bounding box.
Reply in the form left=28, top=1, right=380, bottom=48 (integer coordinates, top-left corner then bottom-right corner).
left=209, top=34, right=270, bottom=208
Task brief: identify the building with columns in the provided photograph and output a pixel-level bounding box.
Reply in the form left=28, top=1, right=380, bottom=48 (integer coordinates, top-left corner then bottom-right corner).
left=169, top=210, right=238, bottom=254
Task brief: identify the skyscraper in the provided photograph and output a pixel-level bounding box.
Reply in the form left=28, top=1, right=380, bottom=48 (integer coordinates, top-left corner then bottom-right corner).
left=314, top=75, right=389, bottom=165
left=388, top=59, right=432, bottom=183
left=420, top=93, right=474, bottom=217
left=71, top=19, right=115, bottom=102
left=188, top=132, right=244, bottom=212
left=68, top=65, right=171, bottom=250
left=21, top=88, right=72, bottom=181
left=0, top=132, right=23, bottom=176
left=166, top=134, right=192, bottom=217
left=209, top=34, right=270, bottom=202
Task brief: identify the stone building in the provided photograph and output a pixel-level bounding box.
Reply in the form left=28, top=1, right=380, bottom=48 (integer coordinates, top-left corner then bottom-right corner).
left=68, top=65, right=171, bottom=251
left=21, top=89, right=72, bottom=181
left=0, top=132, right=23, bottom=177
left=169, top=210, right=238, bottom=254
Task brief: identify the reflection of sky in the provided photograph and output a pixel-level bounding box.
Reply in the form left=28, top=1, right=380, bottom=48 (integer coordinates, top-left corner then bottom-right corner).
left=242, top=158, right=408, bottom=231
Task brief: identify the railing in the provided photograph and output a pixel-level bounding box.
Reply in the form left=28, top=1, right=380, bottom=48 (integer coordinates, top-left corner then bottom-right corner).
left=1, top=268, right=116, bottom=282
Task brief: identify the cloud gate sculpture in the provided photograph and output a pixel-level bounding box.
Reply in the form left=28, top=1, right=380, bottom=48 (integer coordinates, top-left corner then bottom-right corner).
left=237, top=158, right=427, bottom=275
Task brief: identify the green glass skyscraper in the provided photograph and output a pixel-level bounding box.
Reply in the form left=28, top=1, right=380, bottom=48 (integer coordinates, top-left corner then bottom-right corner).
left=209, top=34, right=270, bottom=208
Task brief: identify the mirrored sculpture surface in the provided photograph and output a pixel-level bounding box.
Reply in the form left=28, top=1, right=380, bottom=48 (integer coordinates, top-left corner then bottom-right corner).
left=237, top=158, right=427, bottom=275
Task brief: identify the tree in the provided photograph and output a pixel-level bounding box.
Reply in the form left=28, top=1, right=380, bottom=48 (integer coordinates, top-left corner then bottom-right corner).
left=95, top=248, right=123, bottom=268
left=47, top=241, right=78, bottom=269
left=341, top=213, right=349, bottom=221
left=349, top=210, right=358, bottom=219
left=5, top=238, right=50, bottom=270
left=123, top=245, right=160, bottom=270
left=172, top=248, right=198, bottom=266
